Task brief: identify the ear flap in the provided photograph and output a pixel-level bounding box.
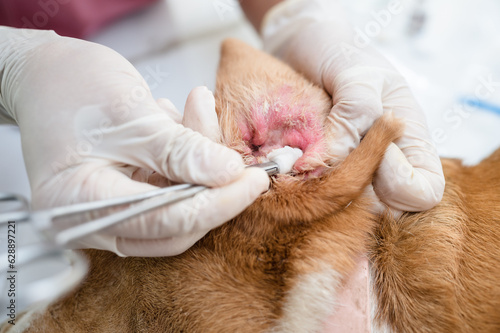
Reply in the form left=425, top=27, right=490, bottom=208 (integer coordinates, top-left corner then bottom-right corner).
left=214, top=38, right=332, bottom=158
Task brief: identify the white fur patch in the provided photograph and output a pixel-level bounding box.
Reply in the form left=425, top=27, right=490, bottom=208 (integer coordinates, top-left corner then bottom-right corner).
left=269, top=263, right=342, bottom=333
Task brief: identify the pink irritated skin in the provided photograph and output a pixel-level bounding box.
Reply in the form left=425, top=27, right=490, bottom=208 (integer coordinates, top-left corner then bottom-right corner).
left=239, top=85, right=327, bottom=173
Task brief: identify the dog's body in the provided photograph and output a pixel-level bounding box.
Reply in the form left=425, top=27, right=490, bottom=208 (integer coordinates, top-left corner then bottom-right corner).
left=2, top=39, right=499, bottom=333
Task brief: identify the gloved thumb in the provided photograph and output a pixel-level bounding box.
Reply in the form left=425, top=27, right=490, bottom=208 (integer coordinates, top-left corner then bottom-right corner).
left=373, top=143, right=445, bottom=211
left=182, top=86, right=222, bottom=142
left=156, top=117, right=245, bottom=187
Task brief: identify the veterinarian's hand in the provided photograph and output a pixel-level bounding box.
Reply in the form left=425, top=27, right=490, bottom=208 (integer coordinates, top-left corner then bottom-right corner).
left=0, top=27, right=269, bottom=256
left=260, top=0, right=445, bottom=211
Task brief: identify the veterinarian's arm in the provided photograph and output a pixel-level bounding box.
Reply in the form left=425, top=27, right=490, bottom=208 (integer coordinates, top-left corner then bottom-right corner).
left=241, top=0, right=445, bottom=212
left=0, top=26, right=269, bottom=256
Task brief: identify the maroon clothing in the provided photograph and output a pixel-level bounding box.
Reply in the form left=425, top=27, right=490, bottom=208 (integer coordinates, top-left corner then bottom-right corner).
left=0, top=0, right=158, bottom=38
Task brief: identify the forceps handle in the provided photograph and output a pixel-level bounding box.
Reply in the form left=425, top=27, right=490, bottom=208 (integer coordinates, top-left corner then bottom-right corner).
left=31, top=184, right=202, bottom=233
left=46, top=184, right=196, bottom=220
left=52, top=185, right=206, bottom=246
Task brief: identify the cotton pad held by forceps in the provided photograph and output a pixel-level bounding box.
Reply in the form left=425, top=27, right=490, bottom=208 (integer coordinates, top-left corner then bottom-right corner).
left=266, top=146, right=303, bottom=174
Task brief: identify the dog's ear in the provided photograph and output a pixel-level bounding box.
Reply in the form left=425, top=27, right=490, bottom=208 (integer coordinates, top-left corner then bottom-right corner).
left=214, top=38, right=332, bottom=155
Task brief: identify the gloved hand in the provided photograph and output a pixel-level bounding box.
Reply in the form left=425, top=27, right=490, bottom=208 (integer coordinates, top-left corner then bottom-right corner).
left=0, top=27, right=269, bottom=257
left=261, top=0, right=445, bottom=211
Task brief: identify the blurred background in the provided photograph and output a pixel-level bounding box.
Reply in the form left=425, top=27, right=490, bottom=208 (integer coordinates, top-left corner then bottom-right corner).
left=1, top=0, right=499, bottom=317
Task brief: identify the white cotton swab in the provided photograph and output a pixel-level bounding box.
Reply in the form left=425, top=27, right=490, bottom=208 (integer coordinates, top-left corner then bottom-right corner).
left=266, top=146, right=303, bottom=174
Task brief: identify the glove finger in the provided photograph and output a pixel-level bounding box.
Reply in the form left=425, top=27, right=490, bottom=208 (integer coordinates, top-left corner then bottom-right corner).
left=103, top=167, right=269, bottom=239
left=182, top=86, right=222, bottom=142
left=326, top=68, right=385, bottom=161
left=374, top=142, right=444, bottom=211
left=115, top=231, right=208, bottom=257
left=91, top=112, right=246, bottom=187
left=373, top=86, right=445, bottom=211
left=157, top=124, right=244, bottom=186
left=156, top=98, right=182, bottom=124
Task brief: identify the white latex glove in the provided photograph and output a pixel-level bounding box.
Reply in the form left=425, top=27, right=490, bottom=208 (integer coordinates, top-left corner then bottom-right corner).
left=261, top=0, right=445, bottom=211
left=0, top=27, right=269, bottom=257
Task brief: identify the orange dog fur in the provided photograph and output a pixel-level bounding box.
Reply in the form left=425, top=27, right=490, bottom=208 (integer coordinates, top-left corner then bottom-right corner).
left=2, top=39, right=499, bottom=333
